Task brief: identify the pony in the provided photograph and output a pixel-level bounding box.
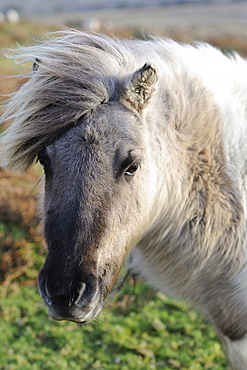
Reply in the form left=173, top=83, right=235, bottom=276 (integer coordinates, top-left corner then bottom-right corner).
left=1, top=31, right=247, bottom=369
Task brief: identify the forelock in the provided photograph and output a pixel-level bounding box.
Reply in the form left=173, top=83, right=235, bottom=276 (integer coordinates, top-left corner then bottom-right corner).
left=0, top=31, right=133, bottom=171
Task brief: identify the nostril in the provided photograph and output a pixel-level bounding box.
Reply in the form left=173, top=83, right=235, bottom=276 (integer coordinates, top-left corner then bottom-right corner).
left=38, top=275, right=98, bottom=311
left=74, top=282, right=86, bottom=305
left=74, top=281, right=98, bottom=308
left=50, top=282, right=88, bottom=309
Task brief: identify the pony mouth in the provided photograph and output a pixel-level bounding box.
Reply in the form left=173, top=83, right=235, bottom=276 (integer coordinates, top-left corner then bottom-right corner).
left=47, top=298, right=103, bottom=323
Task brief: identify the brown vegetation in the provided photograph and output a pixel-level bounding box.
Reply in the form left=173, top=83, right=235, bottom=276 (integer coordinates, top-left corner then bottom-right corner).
left=0, top=167, right=45, bottom=286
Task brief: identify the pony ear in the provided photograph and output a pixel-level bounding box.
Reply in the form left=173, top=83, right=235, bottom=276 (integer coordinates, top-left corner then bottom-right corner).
left=122, top=63, right=158, bottom=112
left=33, top=58, right=41, bottom=73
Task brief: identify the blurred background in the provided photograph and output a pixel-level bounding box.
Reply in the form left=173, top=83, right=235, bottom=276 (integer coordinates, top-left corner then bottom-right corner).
left=0, top=1, right=246, bottom=369
left=1, top=0, right=247, bottom=45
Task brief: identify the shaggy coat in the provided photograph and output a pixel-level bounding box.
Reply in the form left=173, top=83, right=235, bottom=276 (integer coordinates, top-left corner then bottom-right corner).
left=1, top=31, right=247, bottom=369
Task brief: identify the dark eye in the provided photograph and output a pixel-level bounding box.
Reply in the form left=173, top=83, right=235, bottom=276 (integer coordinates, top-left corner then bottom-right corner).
left=37, top=148, right=49, bottom=171
left=125, top=163, right=139, bottom=176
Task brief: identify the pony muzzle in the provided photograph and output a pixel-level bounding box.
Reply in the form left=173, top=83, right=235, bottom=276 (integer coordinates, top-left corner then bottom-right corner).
left=38, top=277, right=102, bottom=323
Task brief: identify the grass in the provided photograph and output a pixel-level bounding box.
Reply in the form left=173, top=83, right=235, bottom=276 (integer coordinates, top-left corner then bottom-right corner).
left=2, top=19, right=244, bottom=369
left=0, top=279, right=227, bottom=369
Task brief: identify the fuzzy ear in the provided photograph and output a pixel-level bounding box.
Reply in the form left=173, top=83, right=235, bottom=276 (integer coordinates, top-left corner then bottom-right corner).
left=122, top=63, right=158, bottom=112
left=32, top=58, right=41, bottom=73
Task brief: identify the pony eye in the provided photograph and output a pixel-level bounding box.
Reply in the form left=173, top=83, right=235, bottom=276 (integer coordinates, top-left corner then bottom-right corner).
left=125, top=163, right=139, bottom=176
left=37, top=148, right=49, bottom=170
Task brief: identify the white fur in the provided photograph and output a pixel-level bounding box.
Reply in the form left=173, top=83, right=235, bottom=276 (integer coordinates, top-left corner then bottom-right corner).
left=224, top=335, right=247, bottom=370
left=173, top=43, right=247, bottom=210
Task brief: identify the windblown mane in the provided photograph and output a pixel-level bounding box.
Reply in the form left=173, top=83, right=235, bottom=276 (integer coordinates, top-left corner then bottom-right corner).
left=1, top=30, right=244, bottom=173
left=0, top=31, right=138, bottom=171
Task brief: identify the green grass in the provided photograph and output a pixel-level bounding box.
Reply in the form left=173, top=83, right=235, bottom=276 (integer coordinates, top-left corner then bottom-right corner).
left=0, top=267, right=227, bottom=369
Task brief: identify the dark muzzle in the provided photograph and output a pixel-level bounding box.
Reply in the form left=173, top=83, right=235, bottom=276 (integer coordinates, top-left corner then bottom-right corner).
left=38, top=269, right=102, bottom=323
